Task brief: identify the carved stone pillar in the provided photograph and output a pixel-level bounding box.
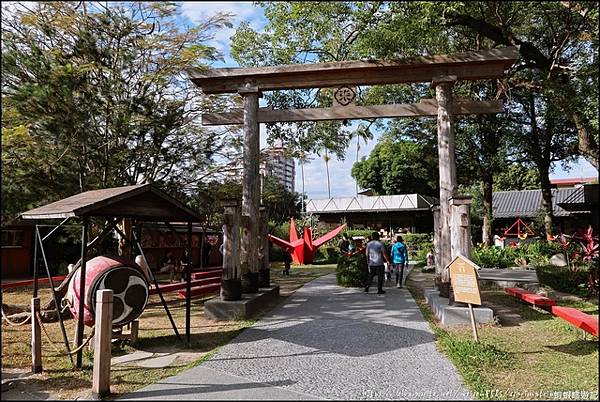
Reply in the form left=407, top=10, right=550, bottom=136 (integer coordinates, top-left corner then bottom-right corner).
left=450, top=196, right=473, bottom=259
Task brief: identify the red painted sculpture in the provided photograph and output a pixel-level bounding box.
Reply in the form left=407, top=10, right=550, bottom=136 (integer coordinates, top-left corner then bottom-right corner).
left=267, top=218, right=347, bottom=265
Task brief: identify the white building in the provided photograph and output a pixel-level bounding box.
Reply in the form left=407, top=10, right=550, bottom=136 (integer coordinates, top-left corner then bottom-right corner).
left=260, top=146, right=295, bottom=192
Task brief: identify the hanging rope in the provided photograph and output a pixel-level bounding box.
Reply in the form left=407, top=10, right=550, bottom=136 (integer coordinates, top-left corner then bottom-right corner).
left=1, top=301, right=73, bottom=327
left=35, top=311, right=95, bottom=356
left=1, top=306, right=31, bottom=327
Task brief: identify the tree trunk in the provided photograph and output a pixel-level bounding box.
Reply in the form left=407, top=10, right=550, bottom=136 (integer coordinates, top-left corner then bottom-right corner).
left=539, top=166, right=554, bottom=236
left=301, top=160, right=305, bottom=213
left=356, top=138, right=360, bottom=196
left=481, top=174, right=493, bottom=246
left=435, top=79, right=457, bottom=274
left=324, top=149, right=331, bottom=198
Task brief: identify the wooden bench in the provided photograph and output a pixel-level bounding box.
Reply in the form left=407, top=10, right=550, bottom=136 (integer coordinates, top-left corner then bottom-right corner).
left=191, top=270, right=223, bottom=280
left=550, top=306, right=599, bottom=337
left=505, top=287, right=556, bottom=307
left=149, top=276, right=221, bottom=295
left=1, top=275, right=67, bottom=290
left=177, top=282, right=221, bottom=299
left=505, top=287, right=598, bottom=337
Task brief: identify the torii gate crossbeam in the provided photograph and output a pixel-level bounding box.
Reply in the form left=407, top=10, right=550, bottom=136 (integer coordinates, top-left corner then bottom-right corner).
left=188, top=46, right=520, bottom=281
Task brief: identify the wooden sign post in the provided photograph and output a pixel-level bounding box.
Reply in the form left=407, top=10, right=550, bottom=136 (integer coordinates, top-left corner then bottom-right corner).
left=448, top=255, right=482, bottom=342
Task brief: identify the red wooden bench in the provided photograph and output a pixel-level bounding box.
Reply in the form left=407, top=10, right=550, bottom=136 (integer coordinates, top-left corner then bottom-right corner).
left=505, top=287, right=598, bottom=337
left=191, top=270, right=223, bottom=280
left=551, top=306, right=599, bottom=337
left=1, top=275, right=67, bottom=290
left=177, top=282, right=221, bottom=299
left=149, top=276, right=221, bottom=295
left=505, top=287, right=556, bottom=307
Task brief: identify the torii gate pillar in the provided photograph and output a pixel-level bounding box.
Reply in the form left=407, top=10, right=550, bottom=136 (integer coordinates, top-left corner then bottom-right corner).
left=433, top=76, right=458, bottom=276
left=239, top=83, right=261, bottom=293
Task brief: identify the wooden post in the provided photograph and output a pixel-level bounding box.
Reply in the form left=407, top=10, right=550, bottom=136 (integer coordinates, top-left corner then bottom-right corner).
left=31, top=297, right=42, bottom=373
left=117, top=218, right=132, bottom=259
left=450, top=196, right=473, bottom=259
left=32, top=225, right=39, bottom=298
left=239, top=83, right=261, bottom=291
left=433, top=77, right=457, bottom=275
left=76, top=216, right=89, bottom=368
left=185, top=221, right=192, bottom=345
left=468, top=303, right=479, bottom=342
left=92, top=289, right=113, bottom=399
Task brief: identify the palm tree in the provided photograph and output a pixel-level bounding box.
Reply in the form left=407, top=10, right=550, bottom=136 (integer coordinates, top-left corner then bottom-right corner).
left=296, top=150, right=313, bottom=213
left=323, top=149, right=331, bottom=198
left=351, top=123, right=374, bottom=195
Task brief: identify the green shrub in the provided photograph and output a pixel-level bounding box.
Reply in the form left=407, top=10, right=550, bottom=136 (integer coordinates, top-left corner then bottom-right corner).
left=471, top=241, right=565, bottom=269
left=315, top=245, right=340, bottom=264
left=535, top=265, right=590, bottom=296
left=336, top=253, right=368, bottom=287
left=472, top=245, right=513, bottom=268
left=269, top=244, right=286, bottom=262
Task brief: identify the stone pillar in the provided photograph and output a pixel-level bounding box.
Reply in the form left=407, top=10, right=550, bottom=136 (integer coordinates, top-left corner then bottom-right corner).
left=239, top=82, right=261, bottom=293
left=432, top=206, right=442, bottom=275
left=450, top=196, right=473, bottom=259
left=433, top=76, right=457, bottom=280
left=221, top=200, right=242, bottom=300
left=258, top=206, right=270, bottom=288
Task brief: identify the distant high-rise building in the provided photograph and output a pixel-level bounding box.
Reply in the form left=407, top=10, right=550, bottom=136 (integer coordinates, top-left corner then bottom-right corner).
left=260, top=146, right=295, bottom=192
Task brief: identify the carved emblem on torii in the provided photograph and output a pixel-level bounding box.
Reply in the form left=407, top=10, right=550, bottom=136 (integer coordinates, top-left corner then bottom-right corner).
left=333, top=86, right=356, bottom=106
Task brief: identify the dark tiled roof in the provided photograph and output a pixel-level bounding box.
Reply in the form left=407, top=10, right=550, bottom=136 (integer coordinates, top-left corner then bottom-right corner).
left=20, top=184, right=201, bottom=221
left=493, top=187, right=586, bottom=218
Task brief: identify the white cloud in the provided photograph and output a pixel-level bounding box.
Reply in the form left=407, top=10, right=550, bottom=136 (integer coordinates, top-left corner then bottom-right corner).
left=296, top=130, right=381, bottom=200
left=180, top=1, right=266, bottom=62
left=550, top=157, right=598, bottom=179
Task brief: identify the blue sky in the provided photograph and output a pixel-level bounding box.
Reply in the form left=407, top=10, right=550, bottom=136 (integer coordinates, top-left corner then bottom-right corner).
left=181, top=2, right=598, bottom=199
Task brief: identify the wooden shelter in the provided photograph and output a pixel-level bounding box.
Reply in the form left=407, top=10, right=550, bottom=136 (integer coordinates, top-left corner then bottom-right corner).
left=188, top=46, right=520, bottom=279
left=20, top=184, right=202, bottom=368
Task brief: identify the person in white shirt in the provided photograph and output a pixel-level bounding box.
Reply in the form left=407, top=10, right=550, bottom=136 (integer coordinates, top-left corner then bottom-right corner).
left=364, top=232, right=390, bottom=294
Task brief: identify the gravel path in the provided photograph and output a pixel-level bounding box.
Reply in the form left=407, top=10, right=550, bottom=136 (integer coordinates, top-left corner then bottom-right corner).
left=122, top=273, right=471, bottom=400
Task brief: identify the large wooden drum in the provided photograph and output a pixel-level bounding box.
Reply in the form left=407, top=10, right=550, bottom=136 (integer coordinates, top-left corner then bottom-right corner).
left=67, top=256, right=149, bottom=327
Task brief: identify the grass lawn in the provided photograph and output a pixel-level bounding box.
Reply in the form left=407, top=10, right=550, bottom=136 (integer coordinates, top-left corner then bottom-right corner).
left=1, top=263, right=336, bottom=400
left=406, top=266, right=599, bottom=401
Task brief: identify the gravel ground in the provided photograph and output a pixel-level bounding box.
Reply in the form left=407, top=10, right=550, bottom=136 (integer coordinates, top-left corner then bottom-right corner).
left=123, top=272, right=471, bottom=400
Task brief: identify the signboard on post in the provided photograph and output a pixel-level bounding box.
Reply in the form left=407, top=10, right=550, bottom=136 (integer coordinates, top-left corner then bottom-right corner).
left=447, top=254, right=482, bottom=341
left=448, top=255, right=481, bottom=305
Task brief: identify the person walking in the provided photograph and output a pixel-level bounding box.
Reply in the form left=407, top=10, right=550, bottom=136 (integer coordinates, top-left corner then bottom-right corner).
left=391, top=235, right=409, bottom=288
left=338, top=233, right=350, bottom=254
left=364, top=231, right=389, bottom=294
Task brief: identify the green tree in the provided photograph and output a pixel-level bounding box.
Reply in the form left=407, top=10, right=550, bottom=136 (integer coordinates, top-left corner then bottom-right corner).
left=1, top=2, right=234, bottom=220
left=351, top=139, right=438, bottom=196
left=494, top=163, right=541, bottom=191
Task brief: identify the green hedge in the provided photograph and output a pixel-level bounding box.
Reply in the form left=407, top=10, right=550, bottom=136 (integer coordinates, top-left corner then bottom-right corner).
left=535, top=265, right=590, bottom=296
left=336, top=253, right=368, bottom=287
left=315, top=245, right=340, bottom=264
left=471, top=241, right=564, bottom=268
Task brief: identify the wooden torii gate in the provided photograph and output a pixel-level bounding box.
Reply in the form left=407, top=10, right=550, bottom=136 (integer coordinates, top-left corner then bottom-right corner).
left=187, top=46, right=519, bottom=280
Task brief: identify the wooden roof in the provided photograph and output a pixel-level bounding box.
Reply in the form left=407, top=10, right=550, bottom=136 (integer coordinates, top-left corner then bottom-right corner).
left=188, top=47, right=520, bottom=94
left=20, top=184, right=202, bottom=221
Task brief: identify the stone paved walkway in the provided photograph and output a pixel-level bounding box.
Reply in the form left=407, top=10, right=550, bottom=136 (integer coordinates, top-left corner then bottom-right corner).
left=121, top=271, right=471, bottom=400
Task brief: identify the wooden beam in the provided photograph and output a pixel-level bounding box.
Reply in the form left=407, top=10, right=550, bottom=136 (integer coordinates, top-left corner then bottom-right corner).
left=188, top=47, right=519, bottom=94
left=202, top=99, right=503, bottom=126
